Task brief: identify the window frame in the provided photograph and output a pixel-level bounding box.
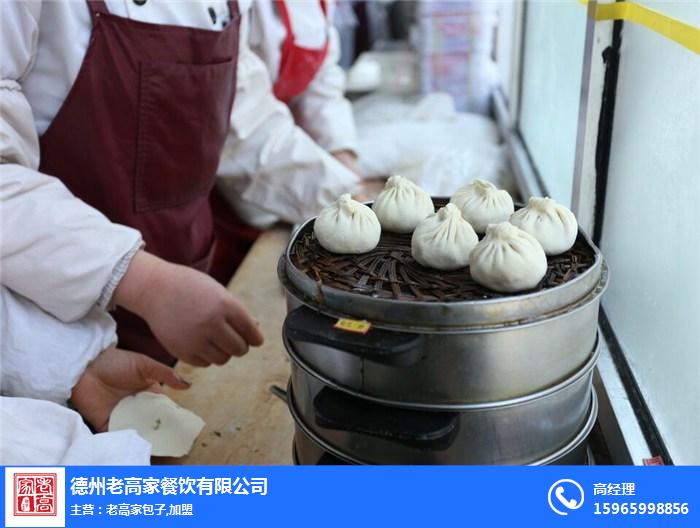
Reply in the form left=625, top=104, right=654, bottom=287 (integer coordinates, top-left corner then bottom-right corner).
left=493, top=0, right=683, bottom=465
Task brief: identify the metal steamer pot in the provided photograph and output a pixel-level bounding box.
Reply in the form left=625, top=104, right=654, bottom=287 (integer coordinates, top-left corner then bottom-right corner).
left=285, top=334, right=600, bottom=465
left=291, top=392, right=598, bottom=466
left=279, top=217, right=608, bottom=407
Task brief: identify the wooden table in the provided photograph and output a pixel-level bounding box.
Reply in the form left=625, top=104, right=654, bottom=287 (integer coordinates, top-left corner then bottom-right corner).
left=162, top=227, right=294, bottom=465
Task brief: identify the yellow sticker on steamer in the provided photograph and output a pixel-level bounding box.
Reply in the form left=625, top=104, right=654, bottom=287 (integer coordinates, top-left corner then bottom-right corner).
left=334, top=318, right=372, bottom=335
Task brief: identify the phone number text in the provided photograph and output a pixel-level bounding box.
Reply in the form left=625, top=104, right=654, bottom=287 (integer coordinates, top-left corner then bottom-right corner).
left=594, top=502, right=689, bottom=515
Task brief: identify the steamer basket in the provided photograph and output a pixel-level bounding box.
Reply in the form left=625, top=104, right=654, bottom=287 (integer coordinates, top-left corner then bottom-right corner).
left=280, top=202, right=605, bottom=330
left=279, top=200, right=607, bottom=405
left=286, top=340, right=599, bottom=465
left=292, top=390, right=598, bottom=466
left=282, top=275, right=606, bottom=406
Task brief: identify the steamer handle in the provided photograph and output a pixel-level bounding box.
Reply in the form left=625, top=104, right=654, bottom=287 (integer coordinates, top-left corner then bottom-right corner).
left=313, top=387, right=459, bottom=450
left=283, top=306, right=424, bottom=367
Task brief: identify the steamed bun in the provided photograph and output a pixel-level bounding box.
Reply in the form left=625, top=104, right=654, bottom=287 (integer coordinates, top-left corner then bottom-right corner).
left=411, top=204, right=479, bottom=270
left=450, top=179, right=514, bottom=233
left=372, top=175, right=434, bottom=233
left=510, top=197, right=578, bottom=255
left=469, top=222, right=547, bottom=293
left=314, top=194, right=381, bottom=254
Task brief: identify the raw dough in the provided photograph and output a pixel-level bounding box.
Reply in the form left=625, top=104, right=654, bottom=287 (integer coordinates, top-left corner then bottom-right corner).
left=108, top=392, right=205, bottom=458
left=469, top=222, right=547, bottom=293
left=372, top=175, right=434, bottom=233
left=450, top=179, right=514, bottom=233
left=314, top=194, right=381, bottom=254
left=411, top=204, right=479, bottom=270
left=510, top=197, right=578, bottom=255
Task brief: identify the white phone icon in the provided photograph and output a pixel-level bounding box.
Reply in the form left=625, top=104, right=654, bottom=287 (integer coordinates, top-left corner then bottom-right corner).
left=555, top=486, right=578, bottom=509
left=548, top=479, right=584, bottom=516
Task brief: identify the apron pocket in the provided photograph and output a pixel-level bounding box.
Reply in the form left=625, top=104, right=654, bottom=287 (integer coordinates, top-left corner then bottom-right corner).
left=135, top=59, right=234, bottom=212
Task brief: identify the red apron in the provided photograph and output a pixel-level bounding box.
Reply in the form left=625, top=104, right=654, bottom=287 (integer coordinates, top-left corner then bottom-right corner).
left=273, top=0, right=329, bottom=102
left=38, top=0, right=241, bottom=365
left=208, top=188, right=261, bottom=286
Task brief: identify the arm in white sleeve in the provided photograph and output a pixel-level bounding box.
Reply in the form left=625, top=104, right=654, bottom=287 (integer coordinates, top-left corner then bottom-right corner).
left=1, top=0, right=143, bottom=322
left=0, top=286, right=116, bottom=405
left=0, top=397, right=151, bottom=465
left=216, top=11, right=360, bottom=226
left=289, top=24, right=358, bottom=154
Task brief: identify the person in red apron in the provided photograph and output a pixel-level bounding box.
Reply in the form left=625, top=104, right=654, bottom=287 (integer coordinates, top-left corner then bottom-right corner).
left=273, top=0, right=330, bottom=103
left=34, top=0, right=257, bottom=365
left=210, top=0, right=362, bottom=283
left=3, top=0, right=359, bottom=368
left=269, top=0, right=359, bottom=172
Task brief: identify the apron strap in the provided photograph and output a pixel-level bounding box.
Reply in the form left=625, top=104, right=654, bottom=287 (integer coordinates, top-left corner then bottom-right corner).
left=276, top=0, right=328, bottom=40
left=228, top=0, right=241, bottom=19
left=86, top=0, right=110, bottom=24
left=276, top=0, right=292, bottom=34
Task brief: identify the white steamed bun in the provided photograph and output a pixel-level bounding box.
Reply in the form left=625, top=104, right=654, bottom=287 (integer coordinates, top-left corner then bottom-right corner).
left=372, top=175, right=434, bottom=233
left=314, top=194, right=381, bottom=254
left=411, top=204, right=479, bottom=270
left=469, top=222, right=547, bottom=293
left=509, top=197, right=578, bottom=255
left=450, top=179, right=514, bottom=233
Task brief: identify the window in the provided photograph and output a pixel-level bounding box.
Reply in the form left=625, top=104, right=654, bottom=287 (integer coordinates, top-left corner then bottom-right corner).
left=499, top=0, right=700, bottom=463
left=518, top=0, right=588, bottom=206
left=597, top=1, right=700, bottom=465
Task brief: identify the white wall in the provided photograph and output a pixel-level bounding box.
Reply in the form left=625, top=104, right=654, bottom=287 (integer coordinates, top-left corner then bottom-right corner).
left=519, top=0, right=588, bottom=206
left=600, top=2, right=700, bottom=464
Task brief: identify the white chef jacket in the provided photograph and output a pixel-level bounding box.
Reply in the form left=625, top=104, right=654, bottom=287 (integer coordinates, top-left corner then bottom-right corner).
left=0, top=286, right=151, bottom=465
left=248, top=0, right=358, bottom=154
left=2, top=0, right=359, bottom=243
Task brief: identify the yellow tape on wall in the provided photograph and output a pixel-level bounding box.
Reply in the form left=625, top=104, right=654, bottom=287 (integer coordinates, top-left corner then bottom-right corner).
left=578, top=0, right=700, bottom=54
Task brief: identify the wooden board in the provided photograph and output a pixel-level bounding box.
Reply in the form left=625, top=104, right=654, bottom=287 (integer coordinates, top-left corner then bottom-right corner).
left=161, top=227, right=294, bottom=465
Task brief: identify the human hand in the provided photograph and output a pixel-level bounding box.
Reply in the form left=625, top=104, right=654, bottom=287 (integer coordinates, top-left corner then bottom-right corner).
left=354, top=178, right=385, bottom=203
left=113, top=251, right=264, bottom=366
left=332, top=149, right=363, bottom=178
left=70, top=347, right=190, bottom=432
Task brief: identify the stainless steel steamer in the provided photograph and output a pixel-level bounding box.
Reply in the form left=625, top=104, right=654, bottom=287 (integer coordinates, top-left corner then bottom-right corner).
left=291, top=391, right=599, bottom=466
left=279, top=217, right=608, bottom=407
left=285, top=335, right=599, bottom=465
left=278, top=202, right=608, bottom=464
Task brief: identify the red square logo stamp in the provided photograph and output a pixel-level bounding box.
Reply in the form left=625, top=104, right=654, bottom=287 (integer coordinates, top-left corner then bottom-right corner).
left=5, top=467, right=65, bottom=527
left=13, top=473, right=58, bottom=517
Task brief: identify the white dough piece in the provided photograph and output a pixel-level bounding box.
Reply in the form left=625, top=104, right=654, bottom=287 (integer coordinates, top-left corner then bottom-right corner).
left=510, top=197, right=578, bottom=255
left=346, top=58, right=382, bottom=92
left=314, top=194, right=381, bottom=254
left=108, top=392, right=205, bottom=458
left=450, top=179, right=514, bottom=233
left=469, top=222, right=548, bottom=293
left=372, top=175, right=434, bottom=233
left=411, top=204, right=479, bottom=270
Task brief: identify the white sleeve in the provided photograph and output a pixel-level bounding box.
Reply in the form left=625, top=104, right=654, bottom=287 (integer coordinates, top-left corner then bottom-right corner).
left=0, top=286, right=116, bottom=405
left=1, top=0, right=143, bottom=322
left=0, top=397, right=151, bottom=466
left=216, top=11, right=360, bottom=226
left=289, top=24, right=358, bottom=154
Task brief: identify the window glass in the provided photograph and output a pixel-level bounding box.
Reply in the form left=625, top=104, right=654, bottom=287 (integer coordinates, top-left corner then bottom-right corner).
left=518, top=0, right=587, bottom=205
left=599, top=3, right=700, bottom=464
